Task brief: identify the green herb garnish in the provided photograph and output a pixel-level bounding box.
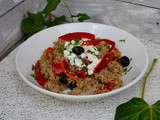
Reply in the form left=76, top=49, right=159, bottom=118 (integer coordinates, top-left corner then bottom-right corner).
left=124, top=66, right=133, bottom=75
left=74, top=39, right=81, bottom=45
left=69, top=70, right=75, bottom=74
left=119, top=39, right=126, bottom=43
left=32, top=64, right=35, bottom=71
left=115, top=59, right=159, bottom=120
left=54, top=42, right=65, bottom=56
left=129, top=57, right=133, bottom=62
left=30, top=73, right=35, bottom=79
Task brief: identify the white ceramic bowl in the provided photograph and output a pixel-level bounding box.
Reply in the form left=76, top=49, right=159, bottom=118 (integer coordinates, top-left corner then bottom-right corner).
left=16, top=23, right=149, bottom=102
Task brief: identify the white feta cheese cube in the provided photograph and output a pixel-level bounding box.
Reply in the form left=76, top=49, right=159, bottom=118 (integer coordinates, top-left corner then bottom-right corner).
left=71, top=40, right=75, bottom=44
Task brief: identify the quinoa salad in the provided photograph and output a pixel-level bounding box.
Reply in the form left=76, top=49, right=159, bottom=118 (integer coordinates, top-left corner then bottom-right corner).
left=32, top=32, right=130, bottom=95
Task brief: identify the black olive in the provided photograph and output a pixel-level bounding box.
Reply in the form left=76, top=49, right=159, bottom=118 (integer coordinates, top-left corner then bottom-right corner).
left=118, top=56, right=130, bottom=67
left=156, top=22, right=159, bottom=25
left=59, top=74, right=68, bottom=84
left=72, top=46, right=84, bottom=55
left=67, top=82, right=77, bottom=90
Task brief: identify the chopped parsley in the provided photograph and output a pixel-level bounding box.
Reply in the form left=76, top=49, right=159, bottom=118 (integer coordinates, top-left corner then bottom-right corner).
left=119, top=39, right=126, bottom=43
left=30, top=73, right=35, bottom=79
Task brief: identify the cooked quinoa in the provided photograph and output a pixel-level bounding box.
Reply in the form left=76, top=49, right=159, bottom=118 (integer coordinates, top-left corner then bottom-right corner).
left=33, top=32, right=130, bottom=95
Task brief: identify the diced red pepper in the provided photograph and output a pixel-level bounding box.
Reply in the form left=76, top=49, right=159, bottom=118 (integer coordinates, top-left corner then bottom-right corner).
left=41, top=47, right=54, bottom=59
left=81, top=40, right=97, bottom=46
left=64, top=60, right=70, bottom=70
left=76, top=70, right=87, bottom=78
left=59, top=32, right=95, bottom=41
left=35, top=61, right=47, bottom=86
left=105, top=80, right=117, bottom=91
left=52, top=59, right=78, bottom=80
left=52, top=62, right=64, bottom=75
left=46, top=47, right=54, bottom=54
left=94, top=52, right=115, bottom=73
left=65, top=72, right=77, bottom=80
left=52, top=59, right=69, bottom=75
left=81, top=39, right=115, bottom=51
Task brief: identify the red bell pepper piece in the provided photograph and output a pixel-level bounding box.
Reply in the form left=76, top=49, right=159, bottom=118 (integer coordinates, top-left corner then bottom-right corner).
left=52, top=62, right=64, bottom=75
left=35, top=61, right=47, bottom=86
left=46, top=47, right=54, bottom=54
left=59, top=32, right=95, bottom=41
left=52, top=59, right=69, bottom=75
left=60, top=60, right=78, bottom=80
left=65, top=72, right=77, bottom=80
left=81, top=39, right=115, bottom=51
left=41, top=47, right=54, bottom=59
left=52, top=59, right=78, bottom=80
left=76, top=70, right=87, bottom=78
left=105, top=80, right=117, bottom=91
left=94, top=52, right=115, bottom=73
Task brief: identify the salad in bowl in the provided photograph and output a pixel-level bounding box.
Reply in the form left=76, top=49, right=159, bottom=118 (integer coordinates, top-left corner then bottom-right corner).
left=33, top=32, right=130, bottom=95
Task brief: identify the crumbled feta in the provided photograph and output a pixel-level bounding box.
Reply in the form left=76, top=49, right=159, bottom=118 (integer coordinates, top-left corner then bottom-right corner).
left=68, top=45, right=74, bottom=50
left=63, top=89, right=71, bottom=94
left=80, top=64, right=86, bottom=69
left=64, top=50, right=70, bottom=56
left=87, top=55, right=100, bottom=75
left=68, top=53, right=77, bottom=65
left=80, top=53, right=87, bottom=58
left=71, top=40, right=75, bottom=44
left=65, top=42, right=69, bottom=47
left=86, top=53, right=96, bottom=61
left=64, top=40, right=100, bottom=75
left=88, top=69, right=93, bottom=75
left=82, top=38, right=90, bottom=41
left=74, top=58, right=83, bottom=67
left=83, top=46, right=99, bottom=55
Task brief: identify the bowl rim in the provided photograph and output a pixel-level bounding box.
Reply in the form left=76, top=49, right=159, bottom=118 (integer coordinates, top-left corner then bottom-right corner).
left=15, top=22, right=149, bottom=100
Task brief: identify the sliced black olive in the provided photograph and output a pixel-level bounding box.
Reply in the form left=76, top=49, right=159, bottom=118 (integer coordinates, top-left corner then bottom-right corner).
left=72, top=46, right=84, bottom=55
left=67, top=82, right=77, bottom=90
left=118, top=56, right=130, bottom=67
left=59, top=73, right=68, bottom=84
left=156, top=22, right=159, bottom=25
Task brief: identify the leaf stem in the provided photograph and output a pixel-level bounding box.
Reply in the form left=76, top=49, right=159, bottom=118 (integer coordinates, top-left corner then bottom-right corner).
left=141, top=58, right=158, bottom=98
left=62, top=0, right=74, bottom=22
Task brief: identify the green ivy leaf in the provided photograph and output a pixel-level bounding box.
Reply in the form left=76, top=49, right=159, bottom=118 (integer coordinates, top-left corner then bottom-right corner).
left=42, top=0, right=61, bottom=16
left=72, top=13, right=90, bottom=22
left=46, top=15, right=66, bottom=27
left=115, top=97, right=160, bottom=120
left=77, top=13, right=90, bottom=22
left=21, top=12, right=45, bottom=37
